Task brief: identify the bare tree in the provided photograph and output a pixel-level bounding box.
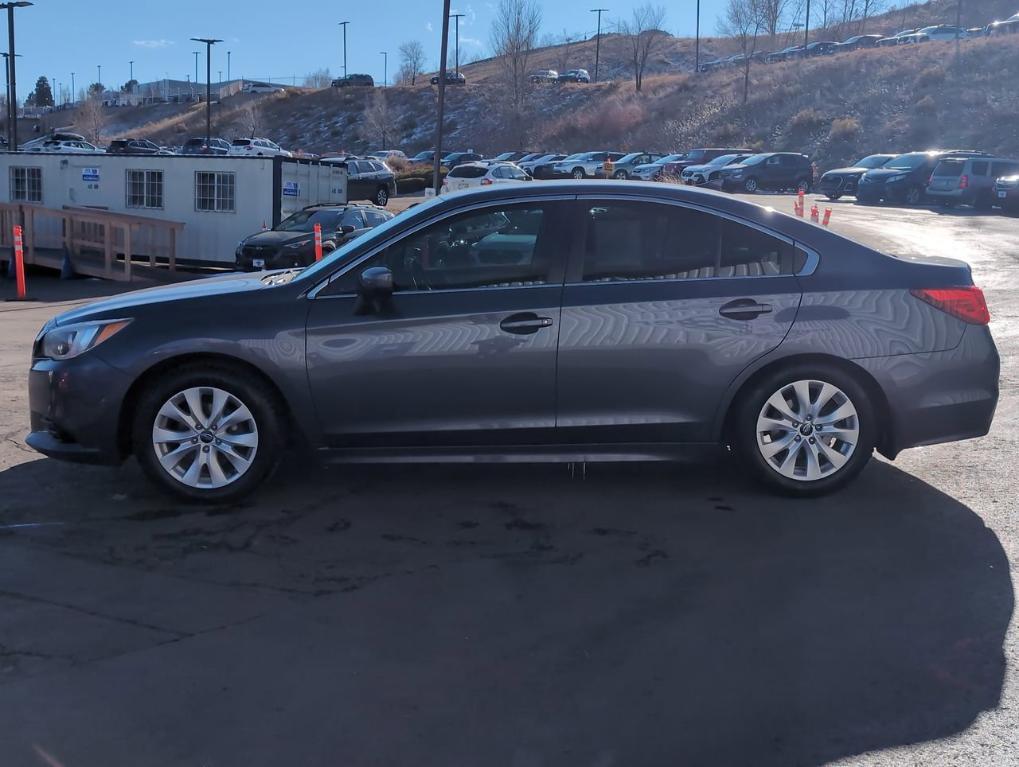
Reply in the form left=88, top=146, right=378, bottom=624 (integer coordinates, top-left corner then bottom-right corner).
left=759, top=0, right=793, bottom=41
left=397, top=40, right=427, bottom=86
left=491, top=0, right=542, bottom=128
left=618, top=3, right=667, bottom=93
left=302, top=69, right=332, bottom=89
left=361, top=90, right=391, bottom=149
left=76, top=94, right=105, bottom=143
left=548, top=29, right=578, bottom=75
left=241, top=103, right=263, bottom=138
left=719, top=0, right=765, bottom=106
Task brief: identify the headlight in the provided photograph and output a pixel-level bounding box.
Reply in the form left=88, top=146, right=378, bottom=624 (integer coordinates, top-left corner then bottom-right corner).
left=39, top=319, right=132, bottom=360
left=285, top=239, right=312, bottom=250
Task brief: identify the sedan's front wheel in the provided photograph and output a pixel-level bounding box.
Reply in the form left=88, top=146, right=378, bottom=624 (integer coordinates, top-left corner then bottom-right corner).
left=375, top=186, right=390, bottom=206
left=743, top=177, right=759, bottom=193
left=133, top=366, right=282, bottom=503
left=735, top=365, right=876, bottom=496
left=572, top=168, right=586, bottom=179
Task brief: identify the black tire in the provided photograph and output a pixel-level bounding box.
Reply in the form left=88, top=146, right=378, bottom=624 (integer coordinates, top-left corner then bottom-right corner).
left=974, top=191, right=994, bottom=212
left=795, top=177, right=812, bottom=194
left=613, top=170, right=628, bottom=180
left=904, top=185, right=923, bottom=205
left=572, top=168, right=586, bottom=180
left=826, top=193, right=841, bottom=201
left=375, top=186, right=390, bottom=206
left=733, top=363, right=877, bottom=497
left=132, top=364, right=283, bottom=503
left=743, top=176, right=759, bottom=193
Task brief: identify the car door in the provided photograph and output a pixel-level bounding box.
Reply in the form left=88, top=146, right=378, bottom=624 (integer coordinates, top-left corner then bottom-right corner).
left=556, top=199, right=804, bottom=444
left=305, top=199, right=571, bottom=448
left=348, top=161, right=370, bottom=201
left=762, top=155, right=784, bottom=187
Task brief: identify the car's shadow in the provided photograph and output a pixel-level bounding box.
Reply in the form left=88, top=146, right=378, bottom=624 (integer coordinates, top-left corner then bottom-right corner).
left=0, top=456, right=1011, bottom=766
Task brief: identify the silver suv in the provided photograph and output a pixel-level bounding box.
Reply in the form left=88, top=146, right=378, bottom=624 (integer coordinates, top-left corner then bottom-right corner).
left=927, top=156, right=1019, bottom=209
left=554, top=151, right=625, bottom=179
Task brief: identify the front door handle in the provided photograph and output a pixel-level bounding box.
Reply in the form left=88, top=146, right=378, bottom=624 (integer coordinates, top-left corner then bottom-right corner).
left=719, top=298, right=773, bottom=321
left=500, top=312, right=554, bottom=335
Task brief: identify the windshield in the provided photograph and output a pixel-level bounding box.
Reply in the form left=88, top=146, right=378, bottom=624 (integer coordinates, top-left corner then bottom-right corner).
left=559, top=153, right=584, bottom=162
left=494, top=152, right=515, bottom=161
left=740, top=153, right=769, bottom=165
left=706, top=154, right=737, bottom=167
left=411, top=151, right=433, bottom=160
left=617, top=153, right=643, bottom=163
left=857, top=154, right=892, bottom=168
left=276, top=209, right=344, bottom=232
left=886, top=153, right=929, bottom=170
left=297, top=198, right=442, bottom=283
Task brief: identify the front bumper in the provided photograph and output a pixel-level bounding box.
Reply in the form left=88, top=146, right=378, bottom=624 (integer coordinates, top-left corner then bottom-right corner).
left=26, top=354, right=134, bottom=465
left=856, top=325, right=1000, bottom=458
left=820, top=174, right=861, bottom=197
left=856, top=180, right=915, bottom=203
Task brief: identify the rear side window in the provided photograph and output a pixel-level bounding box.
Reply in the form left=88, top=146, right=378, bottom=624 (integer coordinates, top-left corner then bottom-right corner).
left=970, top=161, right=989, bottom=176
left=578, top=202, right=799, bottom=282
left=934, top=159, right=965, bottom=177
left=450, top=165, right=487, bottom=178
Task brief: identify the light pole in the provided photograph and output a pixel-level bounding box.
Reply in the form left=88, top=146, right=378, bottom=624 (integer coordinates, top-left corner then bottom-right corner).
left=0, top=54, right=15, bottom=142
left=433, top=0, right=452, bottom=196
left=380, top=51, right=387, bottom=87
left=1, top=2, right=32, bottom=150
left=227, top=50, right=231, bottom=82
left=129, top=59, right=134, bottom=84
left=338, top=21, right=350, bottom=79
left=193, top=51, right=200, bottom=85
left=190, top=37, right=222, bottom=146
left=590, top=8, right=608, bottom=83
left=70, top=71, right=75, bottom=104
left=97, top=64, right=101, bottom=88
left=695, top=0, right=701, bottom=74
left=804, top=0, right=811, bottom=50
left=450, top=12, right=465, bottom=74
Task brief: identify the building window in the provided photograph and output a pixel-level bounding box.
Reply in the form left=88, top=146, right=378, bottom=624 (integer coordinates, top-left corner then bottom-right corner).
left=195, top=171, right=235, bottom=212
left=126, top=169, right=164, bottom=209
left=10, top=166, right=42, bottom=203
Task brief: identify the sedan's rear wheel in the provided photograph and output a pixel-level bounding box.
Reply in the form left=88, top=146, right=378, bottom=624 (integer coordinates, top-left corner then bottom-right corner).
left=736, top=365, right=876, bottom=496
left=572, top=168, right=586, bottom=179
left=613, top=170, right=628, bottom=180
left=375, top=186, right=390, bottom=206
left=905, top=185, right=923, bottom=205
left=133, top=366, right=282, bottom=503
left=743, top=176, right=759, bottom=193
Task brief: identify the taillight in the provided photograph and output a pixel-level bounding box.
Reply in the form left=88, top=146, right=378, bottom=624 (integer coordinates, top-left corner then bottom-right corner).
left=481, top=178, right=493, bottom=185
left=959, top=174, right=969, bottom=189
left=910, top=287, right=990, bottom=325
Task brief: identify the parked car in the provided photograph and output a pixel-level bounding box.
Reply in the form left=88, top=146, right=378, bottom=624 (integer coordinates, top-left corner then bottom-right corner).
left=520, top=153, right=566, bottom=173
left=106, top=138, right=170, bottom=155
left=818, top=154, right=897, bottom=200
left=839, top=34, right=883, bottom=50
left=430, top=71, right=466, bottom=85
left=630, top=153, right=688, bottom=181
left=514, top=152, right=547, bottom=165
left=441, top=161, right=531, bottom=193
left=27, top=139, right=104, bottom=154
left=987, top=14, right=1019, bottom=34
left=995, top=174, right=1019, bottom=214
left=332, top=74, right=375, bottom=88
left=900, top=24, right=968, bottom=42
left=408, top=150, right=436, bottom=166
left=20, top=131, right=86, bottom=152
left=856, top=150, right=989, bottom=206
left=698, top=59, right=726, bottom=72
left=681, top=153, right=753, bottom=186
left=181, top=137, right=231, bottom=156
left=926, top=156, right=1019, bottom=209
left=242, top=81, right=284, bottom=94
left=28, top=182, right=999, bottom=502
left=596, top=152, right=666, bottom=179
left=490, top=151, right=533, bottom=163
left=440, top=151, right=484, bottom=169
left=345, top=157, right=398, bottom=206
left=765, top=47, right=800, bottom=62
left=661, top=148, right=754, bottom=178
left=529, top=70, right=559, bottom=83
left=557, top=68, right=590, bottom=83
left=877, top=30, right=918, bottom=46
left=235, top=204, right=394, bottom=271
left=553, top=151, right=625, bottom=179
left=529, top=153, right=573, bottom=179
left=718, top=152, right=814, bottom=193
left=229, top=138, right=292, bottom=157
left=805, top=41, right=840, bottom=55
left=369, top=149, right=408, bottom=162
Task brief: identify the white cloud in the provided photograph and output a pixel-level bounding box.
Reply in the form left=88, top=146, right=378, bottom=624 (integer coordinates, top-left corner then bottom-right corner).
left=132, top=39, right=175, bottom=49
left=461, top=36, right=483, bottom=48
left=426, top=21, right=434, bottom=32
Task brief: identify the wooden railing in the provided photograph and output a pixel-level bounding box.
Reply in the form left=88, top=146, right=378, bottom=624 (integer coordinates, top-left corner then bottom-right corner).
left=0, top=203, right=185, bottom=281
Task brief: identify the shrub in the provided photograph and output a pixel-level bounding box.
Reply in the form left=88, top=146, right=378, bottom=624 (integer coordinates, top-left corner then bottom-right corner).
left=789, top=107, right=825, bottom=131
left=829, top=116, right=861, bottom=142
left=915, top=66, right=946, bottom=89
left=397, top=176, right=427, bottom=194
left=915, top=95, right=937, bottom=115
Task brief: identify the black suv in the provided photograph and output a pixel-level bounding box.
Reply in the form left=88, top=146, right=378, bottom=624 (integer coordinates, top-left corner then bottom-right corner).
left=341, top=158, right=398, bottom=207
left=235, top=204, right=393, bottom=271
left=440, top=151, right=484, bottom=169
left=181, top=137, right=230, bottom=155
left=332, top=74, right=375, bottom=88
left=718, top=152, right=814, bottom=193
left=856, top=150, right=990, bottom=206
left=819, top=154, right=896, bottom=200
left=107, top=138, right=166, bottom=155
left=430, top=71, right=466, bottom=85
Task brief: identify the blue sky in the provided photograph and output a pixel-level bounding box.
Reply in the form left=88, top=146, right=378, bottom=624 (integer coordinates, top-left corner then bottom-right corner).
left=11, top=0, right=726, bottom=100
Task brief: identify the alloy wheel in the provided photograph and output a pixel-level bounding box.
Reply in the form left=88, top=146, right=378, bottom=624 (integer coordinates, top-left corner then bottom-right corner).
left=572, top=168, right=585, bottom=179
left=755, top=379, right=860, bottom=482
left=151, top=386, right=259, bottom=490
left=744, top=177, right=758, bottom=192
left=905, top=186, right=921, bottom=205
left=376, top=187, right=389, bottom=206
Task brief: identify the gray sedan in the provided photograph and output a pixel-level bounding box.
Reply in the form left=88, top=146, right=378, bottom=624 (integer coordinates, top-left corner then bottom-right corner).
left=27, top=182, right=999, bottom=502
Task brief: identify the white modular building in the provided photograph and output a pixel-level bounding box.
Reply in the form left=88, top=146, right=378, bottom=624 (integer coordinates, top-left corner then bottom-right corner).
left=0, top=152, right=349, bottom=266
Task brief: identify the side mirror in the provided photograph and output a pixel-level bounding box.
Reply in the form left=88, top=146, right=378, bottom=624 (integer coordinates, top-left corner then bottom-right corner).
left=355, top=266, right=394, bottom=315
left=339, top=224, right=356, bottom=235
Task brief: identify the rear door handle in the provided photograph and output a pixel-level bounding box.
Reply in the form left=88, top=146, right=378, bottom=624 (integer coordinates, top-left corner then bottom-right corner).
left=500, top=312, right=554, bottom=335
left=719, top=298, right=773, bottom=321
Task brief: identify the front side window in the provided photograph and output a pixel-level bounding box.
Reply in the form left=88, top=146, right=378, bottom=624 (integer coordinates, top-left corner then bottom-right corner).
left=126, top=169, right=164, bottom=209
left=195, top=171, right=235, bottom=212
left=332, top=204, right=552, bottom=294
left=579, top=202, right=799, bottom=283
left=10, top=166, right=42, bottom=202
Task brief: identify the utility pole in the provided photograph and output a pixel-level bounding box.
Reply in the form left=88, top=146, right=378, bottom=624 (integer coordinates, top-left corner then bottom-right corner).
left=129, top=59, right=134, bottom=84
left=1, top=54, right=11, bottom=144
left=1, top=2, right=31, bottom=150
left=227, top=50, right=231, bottom=82
left=70, top=71, right=75, bottom=104
left=97, top=64, right=101, bottom=88
left=433, top=0, right=452, bottom=196
left=695, top=0, right=701, bottom=73
left=338, top=21, right=350, bottom=78
left=590, top=8, right=608, bottom=82
left=193, top=51, right=199, bottom=85
left=190, top=38, right=222, bottom=146
left=804, top=0, right=811, bottom=50
left=380, top=51, right=387, bottom=86
left=450, top=12, right=465, bottom=73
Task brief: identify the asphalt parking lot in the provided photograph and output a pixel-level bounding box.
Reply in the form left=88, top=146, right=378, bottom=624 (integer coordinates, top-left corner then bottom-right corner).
left=0, top=193, right=1016, bottom=767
